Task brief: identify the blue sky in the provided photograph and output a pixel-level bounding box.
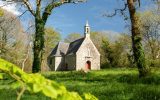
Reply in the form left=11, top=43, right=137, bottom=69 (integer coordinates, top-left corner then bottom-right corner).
left=46, top=0, right=127, bottom=38
left=45, top=0, right=154, bottom=38
left=0, top=0, right=154, bottom=38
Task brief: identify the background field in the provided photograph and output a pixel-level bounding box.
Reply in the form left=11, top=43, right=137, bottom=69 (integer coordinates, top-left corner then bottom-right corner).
left=0, top=68, right=160, bottom=100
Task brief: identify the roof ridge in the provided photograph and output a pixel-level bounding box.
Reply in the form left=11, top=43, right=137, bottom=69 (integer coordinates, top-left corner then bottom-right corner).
left=55, top=42, right=61, bottom=56
left=66, top=37, right=85, bottom=55
left=49, top=37, right=85, bottom=57
left=70, top=37, right=84, bottom=44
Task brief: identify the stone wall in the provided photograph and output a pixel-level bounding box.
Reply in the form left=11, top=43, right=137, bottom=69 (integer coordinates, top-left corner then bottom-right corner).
left=76, top=37, right=100, bottom=70
left=48, top=35, right=100, bottom=71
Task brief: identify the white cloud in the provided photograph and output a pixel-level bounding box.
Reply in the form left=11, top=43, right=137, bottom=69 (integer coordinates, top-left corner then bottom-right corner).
left=0, top=1, right=21, bottom=15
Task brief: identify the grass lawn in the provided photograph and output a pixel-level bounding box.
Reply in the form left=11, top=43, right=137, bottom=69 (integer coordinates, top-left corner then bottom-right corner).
left=0, top=68, right=160, bottom=100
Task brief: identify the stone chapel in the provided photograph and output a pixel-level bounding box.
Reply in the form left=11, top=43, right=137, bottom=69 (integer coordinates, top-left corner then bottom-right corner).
left=48, top=21, right=100, bottom=71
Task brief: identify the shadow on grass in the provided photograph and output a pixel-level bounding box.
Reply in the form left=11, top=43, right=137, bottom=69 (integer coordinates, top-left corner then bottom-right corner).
left=44, top=71, right=107, bottom=83
left=1, top=69, right=160, bottom=100
left=117, top=73, right=160, bottom=85
left=44, top=70, right=160, bottom=85
left=43, top=70, right=160, bottom=100
left=130, top=86, right=160, bottom=100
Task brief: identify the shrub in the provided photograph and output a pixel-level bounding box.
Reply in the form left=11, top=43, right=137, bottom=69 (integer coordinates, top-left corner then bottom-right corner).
left=0, top=59, right=97, bottom=100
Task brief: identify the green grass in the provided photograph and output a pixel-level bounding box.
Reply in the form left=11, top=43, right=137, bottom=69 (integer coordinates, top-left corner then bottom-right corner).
left=1, top=68, right=160, bottom=100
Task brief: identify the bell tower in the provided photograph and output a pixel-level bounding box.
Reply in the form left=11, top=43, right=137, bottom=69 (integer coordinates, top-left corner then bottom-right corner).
left=84, top=21, right=90, bottom=38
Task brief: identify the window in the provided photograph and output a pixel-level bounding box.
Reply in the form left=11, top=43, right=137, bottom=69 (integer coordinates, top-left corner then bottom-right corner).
left=86, top=28, right=89, bottom=33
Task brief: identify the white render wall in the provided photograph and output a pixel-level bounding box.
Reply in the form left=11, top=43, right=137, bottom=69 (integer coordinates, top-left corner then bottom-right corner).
left=55, top=56, right=64, bottom=71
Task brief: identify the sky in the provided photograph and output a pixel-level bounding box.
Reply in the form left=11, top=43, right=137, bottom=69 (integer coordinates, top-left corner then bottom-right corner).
left=46, top=0, right=127, bottom=38
left=0, top=0, right=155, bottom=39
left=0, top=0, right=21, bottom=15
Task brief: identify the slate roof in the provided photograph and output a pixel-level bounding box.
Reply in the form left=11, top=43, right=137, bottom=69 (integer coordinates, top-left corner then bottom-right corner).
left=49, top=42, right=69, bottom=57
left=66, top=38, right=84, bottom=55
left=49, top=38, right=84, bottom=57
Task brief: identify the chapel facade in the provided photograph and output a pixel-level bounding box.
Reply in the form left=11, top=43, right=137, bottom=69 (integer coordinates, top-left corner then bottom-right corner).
left=48, top=21, right=100, bottom=71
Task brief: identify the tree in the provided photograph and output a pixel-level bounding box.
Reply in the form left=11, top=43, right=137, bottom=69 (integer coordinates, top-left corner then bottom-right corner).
left=141, top=11, right=160, bottom=59
left=0, top=9, right=3, bottom=16
left=104, top=0, right=152, bottom=77
left=140, top=9, right=160, bottom=67
left=101, top=34, right=132, bottom=68
left=42, top=27, right=61, bottom=71
left=4, top=0, right=86, bottom=73
left=64, top=33, right=82, bottom=43
left=90, top=32, right=109, bottom=68
left=127, top=0, right=149, bottom=77
left=0, top=9, right=30, bottom=68
left=45, top=27, right=61, bottom=48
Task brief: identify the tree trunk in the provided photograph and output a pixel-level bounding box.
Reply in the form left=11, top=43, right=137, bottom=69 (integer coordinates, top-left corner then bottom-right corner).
left=32, top=17, right=45, bottom=73
left=127, top=0, right=149, bottom=77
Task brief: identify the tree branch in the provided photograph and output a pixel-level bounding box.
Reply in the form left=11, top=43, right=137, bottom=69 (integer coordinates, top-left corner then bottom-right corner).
left=103, top=3, right=128, bottom=17
left=24, top=25, right=35, bottom=33
left=42, top=0, right=86, bottom=24
left=22, top=0, right=35, bottom=16
left=42, top=1, right=63, bottom=23
left=36, top=0, right=41, bottom=17
left=0, top=2, right=15, bottom=8
left=11, top=10, right=29, bottom=22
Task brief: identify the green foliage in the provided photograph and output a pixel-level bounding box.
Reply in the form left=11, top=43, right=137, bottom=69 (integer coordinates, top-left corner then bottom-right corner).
left=42, top=68, right=160, bottom=100
left=101, top=34, right=132, bottom=68
left=43, top=27, right=61, bottom=70
left=0, top=59, right=97, bottom=100
left=139, top=10, right=160, bottom=68
left=90, top=32, right=109, bottom=68
left=0, top=73, right=3, bottom=79
left=84, top=93, right=98, bottom=100
left=1, top=66, right=160, bottom=100
left=101, top=38, right=111, bottom=68
left=0, top=9, right=29, bottom=69
left=64, top=33, right=82, bottom=43
left=0, top=9, right=3, bottom=16
left=148, top=59, right=160, bottom=67
left=133, top=35, right=149, bottom=77
left=45, top=27, right=61, bottom=48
